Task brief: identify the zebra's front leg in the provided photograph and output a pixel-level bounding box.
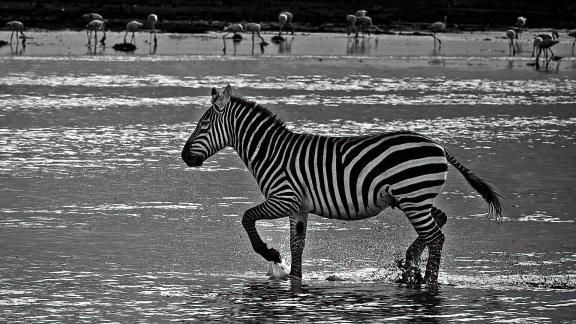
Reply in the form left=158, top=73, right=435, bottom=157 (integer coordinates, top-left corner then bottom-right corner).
left=241, top=199, right=298, bottom=263
left=289, top=212, right=308, bottom=278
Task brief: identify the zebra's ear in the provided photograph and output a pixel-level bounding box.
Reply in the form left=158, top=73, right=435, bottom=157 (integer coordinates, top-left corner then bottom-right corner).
left=220, top=85, right=232, bottom=103
left=211, top=87, right=220, bottom=104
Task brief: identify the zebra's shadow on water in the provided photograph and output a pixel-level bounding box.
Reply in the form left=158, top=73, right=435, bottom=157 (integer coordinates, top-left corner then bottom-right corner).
left=210, top=278, right=445, bottom=321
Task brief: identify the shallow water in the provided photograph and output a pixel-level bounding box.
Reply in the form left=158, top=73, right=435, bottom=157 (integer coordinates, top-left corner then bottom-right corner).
left=1, top=31, right=575, bottom=322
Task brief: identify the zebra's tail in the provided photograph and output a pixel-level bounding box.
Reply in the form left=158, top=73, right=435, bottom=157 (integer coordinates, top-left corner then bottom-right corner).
left=444, top=148, right=503, bottom=222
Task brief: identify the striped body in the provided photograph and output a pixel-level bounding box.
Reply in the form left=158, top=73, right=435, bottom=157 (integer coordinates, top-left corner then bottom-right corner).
left=248, top=126, right=448, bottom=223
left=182, top=87, right=502, bottom=283
left=185, top=96, right=450, bottom=241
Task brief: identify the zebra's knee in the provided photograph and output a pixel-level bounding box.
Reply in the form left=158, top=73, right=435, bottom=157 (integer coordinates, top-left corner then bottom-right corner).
left=424, top=230, right=445, bottom=248
left=431, top=206, right=448, bottom=228
left=241, top=215, right=254, bottom=229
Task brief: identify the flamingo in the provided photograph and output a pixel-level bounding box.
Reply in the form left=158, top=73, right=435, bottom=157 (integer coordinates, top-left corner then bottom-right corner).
left=535, top=37, right=559, bottom=70
left=145, top=14, right=158, bottom=45
left=516, top=16, right=527, bottom=34
left=354, top=16, right=373, bottom=38
left=346, top=15, right=356, bottom=37
left=124, top=21, right=143, bottom=44
left=244, top=23, right=267, bottom=45
left=6, top=21, right=25, bottom=44
left=568, top=30, right=576, bottom=56
left=505, top=29, right=518, bottom=56
left=82, top=13, right=103, bottom=22
left=222, top=23, right=243, bottom=52
left=86, top=20, right=106, bottom=45
left=531, top=31, right=559, bottom=57
left=278, top=11, right=295, bottom=37
left=355, top=10, right=367, bottom=17
left=430, top=16, right=447, bottom=48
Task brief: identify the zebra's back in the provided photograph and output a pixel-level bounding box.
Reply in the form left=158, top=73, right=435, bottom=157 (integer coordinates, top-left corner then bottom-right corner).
left=287, top=131, right=448, bottom=220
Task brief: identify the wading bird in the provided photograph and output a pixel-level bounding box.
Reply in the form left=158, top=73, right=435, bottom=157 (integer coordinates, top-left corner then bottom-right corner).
left=124, top=21, right=143, bottom=44
left=354, top=15, right=373, bottom=38
left=355, top=10, right=367, bottom=17
left=6, top=21, right=25, bottom=44
left=516, top=16, right=527, bottom=34
left=531, top=31, right=559, bottom=57
left=568, top=30, right=576, bottom=56
left=278, top=11, right=295, bottom=37
left=535, top=37, right=559, bottom=70
left=244, top=23, right=267, bottom=45
left=181, top=85, right=502, bottom=288
left=346, top=15, right=356, bottom=37
left=222, top=23, right=243, bottom=53
left=145, top=14, right=158, bottom=45
left=430, top=16, right=447, bottom=49
left=86, top=19, right=106, bottom=45
left=505, top=29, right=518, bottom=56
left=82, top=13, right=103, bottom=22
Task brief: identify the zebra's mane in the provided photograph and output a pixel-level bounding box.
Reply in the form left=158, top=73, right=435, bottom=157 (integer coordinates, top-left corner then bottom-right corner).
left=230, top=96, right=287, bottom=129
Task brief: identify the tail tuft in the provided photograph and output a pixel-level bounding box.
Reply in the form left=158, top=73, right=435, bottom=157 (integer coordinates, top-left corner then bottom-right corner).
left=444, top=149, right=503, bottom=222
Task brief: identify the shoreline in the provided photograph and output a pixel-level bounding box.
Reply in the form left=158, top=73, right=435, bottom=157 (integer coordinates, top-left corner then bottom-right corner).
left=4, top=20, right=571, bottom=35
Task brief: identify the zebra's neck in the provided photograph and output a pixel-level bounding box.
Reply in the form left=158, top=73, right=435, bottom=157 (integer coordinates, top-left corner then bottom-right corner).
left=226, top=97, right=293, bottom=177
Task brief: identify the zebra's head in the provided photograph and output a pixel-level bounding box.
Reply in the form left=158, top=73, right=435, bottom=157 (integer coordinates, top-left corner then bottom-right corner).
left=181, top=85, right=232, bottom=167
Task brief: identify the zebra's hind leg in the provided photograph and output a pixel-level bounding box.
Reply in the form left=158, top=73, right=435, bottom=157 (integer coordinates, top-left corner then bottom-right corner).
left=400, top=207, right=448, bottom=284
left=289, top=212, right=308, bottom=278
left=398, top=204, right=446, bottom=287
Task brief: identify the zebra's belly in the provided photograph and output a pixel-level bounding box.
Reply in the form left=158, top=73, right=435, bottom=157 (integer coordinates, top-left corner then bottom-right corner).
left=300, top=186, right=395, bottom=220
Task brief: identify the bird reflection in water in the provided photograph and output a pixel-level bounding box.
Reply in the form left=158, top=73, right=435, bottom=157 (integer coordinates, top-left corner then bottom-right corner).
left=251, top=41, right=265, bottom=55
left=10, top=41, right=26, bottom=55
left=87, top=41, right=105, bottom=55
left=275, top=37, right=293, bottom=54
left=346, top=38, right=373, bottom=55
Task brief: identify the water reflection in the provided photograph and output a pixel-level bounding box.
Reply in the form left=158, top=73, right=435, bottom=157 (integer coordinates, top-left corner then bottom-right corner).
left=86, top=42, right=105, bottom=55
left=10, top=42, right=26, bottom=56
left=277, top=37, right=293, bottom=54
left=346, top=38, right=373, bottom=55
left=213, top=279, right=446, bottom=322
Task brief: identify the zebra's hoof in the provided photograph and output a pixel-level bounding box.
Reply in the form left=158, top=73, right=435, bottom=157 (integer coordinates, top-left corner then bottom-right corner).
left=396, top=259, right=424, bottom=286
left=264, top=248, right=281, bottom=263
left=267, top=259, right=290, bottom=280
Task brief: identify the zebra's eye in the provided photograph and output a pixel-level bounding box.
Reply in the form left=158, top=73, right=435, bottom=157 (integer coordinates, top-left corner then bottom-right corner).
left=200, top=120, right=210, bottom=130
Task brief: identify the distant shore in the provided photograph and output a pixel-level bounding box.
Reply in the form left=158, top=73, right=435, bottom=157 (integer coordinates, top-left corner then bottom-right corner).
left=3, top=19, right=569, bottom=36
left=1, top=1, right=574, bottom=34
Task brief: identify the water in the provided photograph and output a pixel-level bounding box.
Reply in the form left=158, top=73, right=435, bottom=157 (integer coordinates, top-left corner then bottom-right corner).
left=1, top=30, right=575, bottom=322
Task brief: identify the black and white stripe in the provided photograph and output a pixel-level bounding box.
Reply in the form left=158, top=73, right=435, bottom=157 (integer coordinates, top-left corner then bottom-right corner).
left=182, top=86, right=502, bottom=284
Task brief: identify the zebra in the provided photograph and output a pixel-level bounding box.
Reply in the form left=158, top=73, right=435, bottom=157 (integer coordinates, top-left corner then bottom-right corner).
left=181, top=85, right=503, bottom=287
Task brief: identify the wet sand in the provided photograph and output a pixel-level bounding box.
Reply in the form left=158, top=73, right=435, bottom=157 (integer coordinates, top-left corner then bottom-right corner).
left=1, top=31, right=575, bottom=322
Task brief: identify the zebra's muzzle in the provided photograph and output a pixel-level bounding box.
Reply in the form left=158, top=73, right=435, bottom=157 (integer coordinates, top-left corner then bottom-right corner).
left=182, top=152, right=204, bottom=167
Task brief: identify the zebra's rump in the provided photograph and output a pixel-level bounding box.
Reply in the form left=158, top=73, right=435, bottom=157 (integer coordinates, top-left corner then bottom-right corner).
left=289, top=131, right=449, bottom=220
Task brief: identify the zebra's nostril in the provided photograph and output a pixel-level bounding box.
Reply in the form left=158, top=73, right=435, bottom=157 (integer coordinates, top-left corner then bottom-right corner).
left=296, top=221, right=304, bottom=235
